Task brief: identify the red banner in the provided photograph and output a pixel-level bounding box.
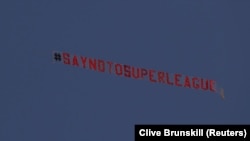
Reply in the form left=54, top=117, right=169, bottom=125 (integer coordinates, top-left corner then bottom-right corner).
left=53, top=51, right=224, bottom=97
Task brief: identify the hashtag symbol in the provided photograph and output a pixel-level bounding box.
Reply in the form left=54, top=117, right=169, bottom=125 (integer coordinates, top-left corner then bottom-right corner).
left=54, top=52, right=61, bottom=61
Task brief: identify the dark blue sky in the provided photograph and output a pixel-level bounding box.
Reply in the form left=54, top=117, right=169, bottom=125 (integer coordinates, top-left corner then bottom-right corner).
left=1, top=0, right=250, bottom=141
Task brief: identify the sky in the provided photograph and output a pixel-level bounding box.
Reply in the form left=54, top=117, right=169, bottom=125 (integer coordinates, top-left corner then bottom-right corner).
left=0, top=0, right=250, bottom=141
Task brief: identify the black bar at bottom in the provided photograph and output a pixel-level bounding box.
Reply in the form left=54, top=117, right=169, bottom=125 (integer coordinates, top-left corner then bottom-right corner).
left=135, top=125, right=250, bottom=141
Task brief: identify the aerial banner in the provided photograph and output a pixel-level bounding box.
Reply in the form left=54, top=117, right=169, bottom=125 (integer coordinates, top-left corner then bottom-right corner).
left=52, top=51, right=224, bottom=99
